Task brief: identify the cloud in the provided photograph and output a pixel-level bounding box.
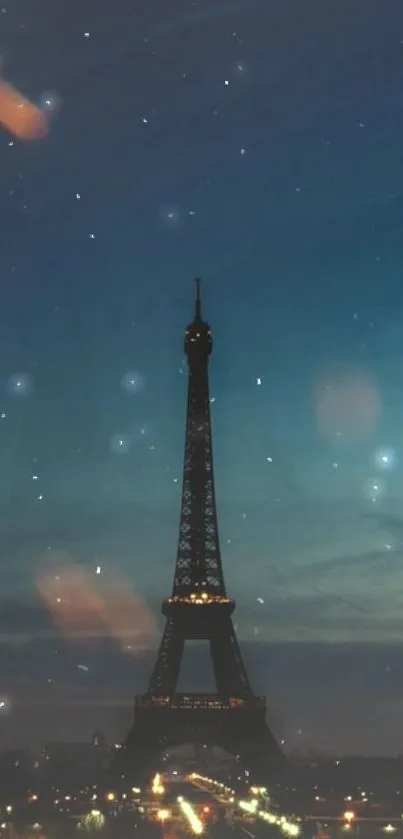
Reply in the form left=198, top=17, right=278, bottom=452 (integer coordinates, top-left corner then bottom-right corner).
left=238, top=588, right=403, bottom=643
left=0, top=497, right=177, bottom=592
left=0, top=590, right=156, bottom=650
left=0, top=597, right=52, bottom=641
left=0, top=493, right=401, bottom=644
left=365, top=510, right=403, bottom=537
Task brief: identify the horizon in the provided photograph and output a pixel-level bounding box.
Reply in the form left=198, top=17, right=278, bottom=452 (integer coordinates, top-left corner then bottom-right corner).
left=1, top=632, right=402, bottom=756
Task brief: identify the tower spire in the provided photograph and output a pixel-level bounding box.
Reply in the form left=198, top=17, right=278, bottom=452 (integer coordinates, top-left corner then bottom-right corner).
left=194, top=277, right=202, bottom=321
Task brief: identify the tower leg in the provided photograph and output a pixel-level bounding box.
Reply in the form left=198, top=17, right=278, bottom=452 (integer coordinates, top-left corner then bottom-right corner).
left=210, top=621, right=252, bottom=696
left=147, top=618, right=184, bottom=695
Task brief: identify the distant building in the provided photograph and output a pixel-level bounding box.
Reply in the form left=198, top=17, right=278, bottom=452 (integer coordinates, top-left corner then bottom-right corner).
left=41, top=736, right=113, bottom=784
left=0, top=748, right=33, bottom=797
left=0, top=748, right=32, bottom=771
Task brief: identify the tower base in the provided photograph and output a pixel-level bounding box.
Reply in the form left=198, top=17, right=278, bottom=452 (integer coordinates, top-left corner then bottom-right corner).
left=116, top=693, right=286, bottom=784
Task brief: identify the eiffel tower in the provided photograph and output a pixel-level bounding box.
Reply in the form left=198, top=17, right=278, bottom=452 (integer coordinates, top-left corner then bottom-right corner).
left=119, top=280, right=285, bottom=781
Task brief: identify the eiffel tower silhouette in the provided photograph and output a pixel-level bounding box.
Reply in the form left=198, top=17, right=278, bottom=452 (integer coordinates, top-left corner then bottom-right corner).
left=119, top=280, right=285, bottom=781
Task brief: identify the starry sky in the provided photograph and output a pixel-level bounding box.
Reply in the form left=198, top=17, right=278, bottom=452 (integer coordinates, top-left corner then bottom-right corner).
left=0, top=0, right=403, bottom=756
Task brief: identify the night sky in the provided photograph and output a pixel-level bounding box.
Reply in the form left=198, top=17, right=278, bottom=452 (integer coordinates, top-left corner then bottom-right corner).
left=0, top=0, right=403, bottom=756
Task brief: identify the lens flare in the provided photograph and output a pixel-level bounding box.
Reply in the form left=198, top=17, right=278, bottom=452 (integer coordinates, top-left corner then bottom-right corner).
left=36, top=555, right=156, bottom=654
left=314, top=370, right=380, bottom=442
left=0, top=79, right=49, bottom=140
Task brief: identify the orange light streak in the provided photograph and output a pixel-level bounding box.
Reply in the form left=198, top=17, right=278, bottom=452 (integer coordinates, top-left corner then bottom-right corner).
left=0, top=79, right=48, bottom=140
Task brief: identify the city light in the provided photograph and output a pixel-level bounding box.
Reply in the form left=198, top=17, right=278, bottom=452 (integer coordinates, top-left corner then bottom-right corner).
left=152, top=772, right=165, bottom=795
left=177, top=797, right=204, bottom=835
left=190, top=772, right=300, bottom=838
left=168, top=593, right=231, bottom=605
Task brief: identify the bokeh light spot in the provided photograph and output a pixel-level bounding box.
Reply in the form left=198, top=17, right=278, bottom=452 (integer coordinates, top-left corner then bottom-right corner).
left=110, top=433, right=130, bottom=454
left=120, top=370, right=145, bottom=394
left=7, top=372, right=32, bottom=396
left=314, top=370, right=381, bottom=442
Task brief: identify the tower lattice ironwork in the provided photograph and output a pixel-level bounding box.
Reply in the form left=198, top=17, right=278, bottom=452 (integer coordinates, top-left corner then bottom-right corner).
left=119, top=280, right=285, bottom=781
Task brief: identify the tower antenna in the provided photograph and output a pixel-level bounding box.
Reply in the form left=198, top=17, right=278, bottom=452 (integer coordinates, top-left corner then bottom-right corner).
left=194, top=277, right=202, bottom=320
